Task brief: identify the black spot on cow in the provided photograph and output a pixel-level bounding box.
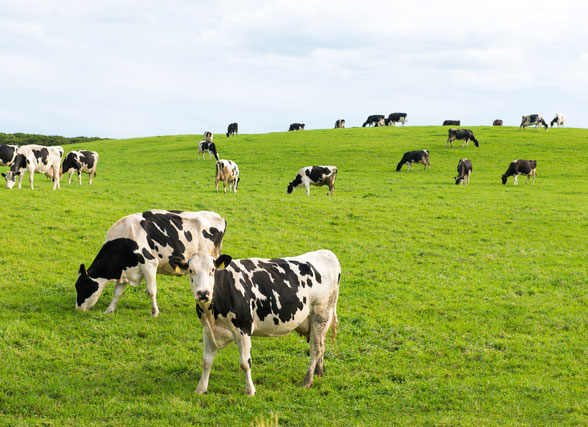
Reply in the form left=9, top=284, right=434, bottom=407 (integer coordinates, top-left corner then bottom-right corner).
left=184, top=230, right=192, bottom=242
left=62, top=152, right=81, bottom=172
left=248, top=358, right=252, bottom=368
left=196, top=304, right=203, bottom=319
left=306, top=167, right=330, bottom=183
left=11, top=154, right=27, bottom=171
left=142, top=248, right=155, bottom=260
left=213, top=269, right=254, bottom=335
left=202, top=227, right=223, bottom=250
left=78, top=151, right=96, bottom=168
left=273, top=318, right=279, bottom=325
left=33, top=148, right=49, bottom=166
left=239, top=259, right=257, bottom=272
left=287, top=173, right=303, bottom=193
left=140, top=211, right=186, bottom=260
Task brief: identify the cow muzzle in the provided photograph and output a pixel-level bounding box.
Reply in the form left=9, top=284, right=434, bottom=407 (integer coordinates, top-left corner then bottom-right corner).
left=196, top=290, right=210, bottom=301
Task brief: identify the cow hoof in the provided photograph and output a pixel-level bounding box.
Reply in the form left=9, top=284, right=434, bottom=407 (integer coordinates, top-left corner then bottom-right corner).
left=246, top=388, right=256, bottom=396
left=196, top=388, right=207, bottom=395
left=104, top=307, right=114, bottom=314
left=151, top=310, right=160, bottom=317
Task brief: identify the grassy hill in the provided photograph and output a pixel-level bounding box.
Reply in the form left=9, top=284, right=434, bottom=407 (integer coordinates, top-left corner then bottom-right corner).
left=0, top=126, right=586, bottom=425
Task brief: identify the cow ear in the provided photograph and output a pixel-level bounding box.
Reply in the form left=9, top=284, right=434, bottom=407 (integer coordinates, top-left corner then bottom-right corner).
left=214, top=254, right=232, bottom=270
left=169, top=256, right=189, bottom=273
left=79, top=264, right=88, bottom=276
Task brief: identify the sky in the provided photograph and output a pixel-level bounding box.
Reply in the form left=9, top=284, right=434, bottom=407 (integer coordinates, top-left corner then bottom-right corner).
left=1, top=0, right=587, bottom=138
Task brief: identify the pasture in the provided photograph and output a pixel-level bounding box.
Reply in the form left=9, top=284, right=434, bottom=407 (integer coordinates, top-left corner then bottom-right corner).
left=0, top=126, right=586, bottom=425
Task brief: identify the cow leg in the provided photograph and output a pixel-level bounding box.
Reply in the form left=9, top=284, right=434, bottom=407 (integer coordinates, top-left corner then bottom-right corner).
left=142, top=263, right=159, bottom=317
left=18, top=173, right=23, bottom=189
left=104, top=282, right=126, bottom=314
left=215, top=178, right=219, bottom=192
left=304, top=311, right=329, bottom=387
left=28, top=168, right=34, bottom=189
left=89, top=171, right=94, bottom=185
left=236, top=334, right=255, bottom=396
left=514, top=175, right=519, bottom=185
left=197, top=332, right=217, bottom=395
left=78, top=171, right=82, bottom=185
left=305, top=182, right=310, bottom=196
left=68, top=172, right=73, bottom=184
left=223, top=179, right=227, bottom=194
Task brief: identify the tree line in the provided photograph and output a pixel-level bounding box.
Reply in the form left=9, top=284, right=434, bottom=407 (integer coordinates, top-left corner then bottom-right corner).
left=0, top=133, right=105, bottom=147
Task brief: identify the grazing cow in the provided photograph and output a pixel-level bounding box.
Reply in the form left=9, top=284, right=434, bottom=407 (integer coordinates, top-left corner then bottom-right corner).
left=446, top=129, right=480, bottom=148
left=198, top=141, right=219, bottom=160
left=287, top=166, right=337, bottom=196
left=60, top=150, right=99, bottom=185
left=0, top=144, right=18, bottom=166
left=204, top=131, right=213, bottom=143
left=75, top=210, right=226, bottom=316
left=501, top=160, right=537, bottom=185
left=396, top=150, right=430, bottom=171
left=289, top=123, right=305, bottom=131
left=226, top=122, right=238, bottom=137
left=362, top=115, right=385, bottom=127
left=174, top=249, right=340, bottom=396
left=520, top=114, right=548, bottom=130
left=550, top=113, right=565, bottom=128
left=493, top=119, right=503, bottom=126
left=443, top=120, right=461, bottom=126
left=2, top=144, right=63, bottom=190
left=215, top=159, right=239, bottom=193
left=454, top=158, right=472, bottom=185
left=386, top=112, right=407, bottom=126
left=334, top=119, right=345, bottom=129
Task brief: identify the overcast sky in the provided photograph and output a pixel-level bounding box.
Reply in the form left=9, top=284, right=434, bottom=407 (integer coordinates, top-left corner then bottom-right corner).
left=1, top=0, right=587, bottom=138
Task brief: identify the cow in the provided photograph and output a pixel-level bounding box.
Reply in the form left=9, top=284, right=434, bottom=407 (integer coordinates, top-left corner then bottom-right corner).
left=75, top=210, right=226, bottom=317
left=396, top=150, right=430, bottom=171
left=2, top=144, right=63, bottom=190
left=173, top=249, right=340, bottom=396
left=0, top=144, right=18, bottom=166
left=520, top=114, right=548, bottom=130
left=334, top=119, right=345, bottom=129
left=198, top=141, right=219, bottom=160
left=446, top=129, right=480, bottom=148
left=550, top=113, right=565, bottom=128
left=203, top=131, right=213, bottom=143
left=60, top=150, right=99, bottom=185
left=287, top=166, right=337, bottom=196
left=386, top=112, right=407, bottom=126
left=493, top=119, right=503, bottom=126
left=226, top=122, right=238, bottom=137
left=289, top=123, right=305, bottom=131
left=443, top=120, right=461, bottom=126
left=362, top=115, right=385, bottom=127
left=501, top=160, right=537, bottom=185
left=215, top=159, right=239, bottom=193
left=454, top=158, right=472, bottom=185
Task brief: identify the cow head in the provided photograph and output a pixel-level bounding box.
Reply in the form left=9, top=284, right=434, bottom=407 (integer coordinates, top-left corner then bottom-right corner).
left=177, top=252, right=232, bottom=306
left=75, top=264, right=104, bottom=311
left=501, top=175, right=508, bottom=185
left=541, top=119, right=549, bottom=130
left=454, top=175, right=464, bottom=185
left=2, top=171, right=20, bottom=189
left=286, top=183, right=294, bottom=194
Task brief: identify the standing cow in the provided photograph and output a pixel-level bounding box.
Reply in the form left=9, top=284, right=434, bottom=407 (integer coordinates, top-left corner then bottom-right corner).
left=215, top=159, right=240, bottom=193
left=334, top=119, right=345, bottom=129
left=287, top=166, right=337, bottom=196
left=198, top=141, right=219, bottom=160
left=454, top=158, right=472, bottom=185
left=2, top=144, right=63, bottom=190
left=75, top=210, right=226, bottom=316
left=501, top=160, right=537, bottom=185
left=362, top=115, right=385, bottom=127
left=446, top=129, right=480, bottom=148
left=493, top=119, right=503, bottom=126
left=396, top=150, right=430, bottom=171
left=443, top=120, right=461, bottom=126
left=174, top=249, right=340, bottom=396
left=386, top=113, right=407, bottom=126
left=520, top=115, right=548, bottom=130
left=60, top=150, right=99, bottom=185
left=226, top=123, right=238, bottom=137
left=550, top=113, right=565, bottom=128
left=0, top=144, right=18, bottom=166
left=289, top=123, right=305, bottom=131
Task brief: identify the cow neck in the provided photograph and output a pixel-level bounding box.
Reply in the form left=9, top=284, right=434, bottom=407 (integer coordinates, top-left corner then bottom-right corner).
left=199, top=303, right=219, bottom=349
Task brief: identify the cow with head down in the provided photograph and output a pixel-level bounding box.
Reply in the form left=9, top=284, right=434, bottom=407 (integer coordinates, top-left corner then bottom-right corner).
left=75, top=210, right=226, bottom=317
left=2, top=144, right=63, bottom=190
left=287, top=166, right=337, bottom=196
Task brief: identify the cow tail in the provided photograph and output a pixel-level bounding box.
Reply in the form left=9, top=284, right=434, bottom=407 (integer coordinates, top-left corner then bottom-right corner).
left=331, top=272, right=340, bottom=343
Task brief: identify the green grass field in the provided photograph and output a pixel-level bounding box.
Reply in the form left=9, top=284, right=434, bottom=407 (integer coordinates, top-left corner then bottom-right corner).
left=0, top=126, right=586, bottom=426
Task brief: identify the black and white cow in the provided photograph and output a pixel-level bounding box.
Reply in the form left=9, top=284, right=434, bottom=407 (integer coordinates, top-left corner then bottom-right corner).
left=198, top=141, right=219, bottom=160
left=443, top=120, right=461, bottom=126
left=0, top=144, right=18, bottom=166
left=60, top=150, right=99, bottom=185
left=334, top=119, right=345, bottom=129
left=454, top=158, right=472, bottom=185
left=362, top=115, right=385, bottom=127
left=396, top=150, right=430, bottom=171
left=287, top=166, right=337, bottom=196
left=446, top=129, right=480, bottom=148
left=289, top=123, right=305, bottom=131
left=2, top=144, right=63, bottom=190
left=386, top=112, right=407, bottom=126
left=520, top=114, right=548, bottom=130
left=215, top=159, right=239, bottom=193
left=493, top=119, right=503, bottom=126
left=174, top=249, right=340, bottom=395
left=226, top=122, right=238, bottom=137
left=75, top=210, right=226, bottom=316
left=501, top=160, right=537, bottom=185
left=550, top=113, right=565, bottom=128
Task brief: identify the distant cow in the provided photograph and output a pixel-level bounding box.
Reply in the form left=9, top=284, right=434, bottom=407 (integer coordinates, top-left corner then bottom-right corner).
left=443, top=120, right=461, bottom=126
left=226, top=122, right=238, bottom=137
left=289, top=123, right=305, bottom=131
left=0, top=144, right=18, bottom=166
left=396, top=150, right=430, bottom=171
left=287, top=166, right=337, bottom=196
left=501, top=160, right=537, bottom=185
left=550, top=113, right=565, bottom=128
left=386, top=113, right=407, bottom=126
left=334, top=119, right=345, bottom=129
left=215, top=159, right=240, bottom=193
left=174, top=249, right=340, bottom=395
left=75, top=210, right=226, bottom=316
left=493, top=119, right=503, bottom=126
left=203, top=131, right=213, bottom=142
left=362, top=115, right=385, bottom=127
left=2, top=144, right=63, bottom=190
left=454, top=158, right=472, bottom=185
left=520, top=115, right=548, bottom=130
left=60, top=150, right=99, bottom=185
left=198, top=141, right=219, bottom=160
left=447, top=129, right=480, bottom=148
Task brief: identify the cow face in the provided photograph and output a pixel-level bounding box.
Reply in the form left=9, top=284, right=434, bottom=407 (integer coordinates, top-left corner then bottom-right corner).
left=186, top=253, right=232, bottom=305
left=75, top=264, right=103, bottom=311
left=2, top=171, right=19, bottom=189
left=501, top=175, right=508, bottom=185
left=454, top=176, right=463, bottom=185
